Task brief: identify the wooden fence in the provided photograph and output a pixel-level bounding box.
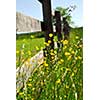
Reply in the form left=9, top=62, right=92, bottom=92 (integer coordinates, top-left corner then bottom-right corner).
left=16, top=0, right=71, bottom=92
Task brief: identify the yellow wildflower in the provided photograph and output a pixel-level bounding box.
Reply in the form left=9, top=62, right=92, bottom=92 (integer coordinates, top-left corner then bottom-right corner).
left=63, top=40, right=68, bottom=45
left=65, top=52, right=70, bottom=56
left=36, top=46, right=39, bottom=50
left=48, top=40, right=51, bottom=44
left=19, top=92, right=24, bottom=95
left=41, top=47, right=43, bottom=50
left=75, top=57, right=78, bottom=60
left=16, top=50, right=19, bottom=54
left=27, top=58, right=30, bottom=62
left=75, top=36, right=79, bottom=39
left=64, top=95, right=67, bottom=98
left=30, top=35, right=34, bottom=38
left=71, top=73, right=74, bottom=77
left=49, top=33, right=53, bottom=37
left=31, top=98, right=35, bottom=100
left=79, top=44, right=82, bottom=48
left=41, top=81, right=44, bottom=85
left=66, top=68, right=70, bottom=71
left=46, top=43, right=49, bottom=46
left=56, top=79, right=61, bottom=84
left=66, top=85, right=69, bottom=89
left=69, top=48, right=72, bottom=51
left=21, top=50, right=24, bottom=55
left=63, top=46, right=67, bottom=50
left=60, top=59, right=64, bottom=63
left=50, top=49, right=54, bottom=52
left=51, top=56, right=55, bottom=60
left=32, top=88, right=35, bottom=91
left=29, top=78, right=32, bottom=81
left=50, top=52, right=55, bottom=56
left=71, top=50, right=75, bottom=54
left=28, top=50, right=31, bottom=56
left=78, top=56, right=82, bottom=60
left=28, top=83, right=32, bottom=87
left=58, top=61, right=62, bottom=64
left=60, top=39, right=63, bottom=43
left=44, top=61, right=48, bottom=67
left=68, top=55, right=72, bottom=60
left=54, top=50, right=57, bottom=54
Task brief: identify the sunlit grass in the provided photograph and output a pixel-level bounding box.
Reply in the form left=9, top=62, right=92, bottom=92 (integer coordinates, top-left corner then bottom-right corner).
left=16, top=28, right=83, bottom=100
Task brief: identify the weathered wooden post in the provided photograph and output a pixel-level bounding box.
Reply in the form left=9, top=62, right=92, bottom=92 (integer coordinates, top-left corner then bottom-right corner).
left=38, top=0, right=54, bottom=53
left=55, top=11, right=63, bottom=48
left=63, top=17, right=70, bottom=40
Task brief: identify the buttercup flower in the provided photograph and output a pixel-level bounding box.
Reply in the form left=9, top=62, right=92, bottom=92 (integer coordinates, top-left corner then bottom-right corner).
left=65, top=52, right=70, bottom=56
left=28, top=83, right=32, bottom=87
left=68, top=55, right=72, bottom=60
left=56, top=79, right=61, bottom=84
left=48, top=40, right=51, bottom=44
left=49, top=33, right=53, bottom=37
left=16, top=50, right=19, bottom=54
left=63, top=40, right=68, bottom=45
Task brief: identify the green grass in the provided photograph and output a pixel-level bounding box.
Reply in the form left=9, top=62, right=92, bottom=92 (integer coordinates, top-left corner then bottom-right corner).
left=16, top=37, right=45, bottom=68
left=16, top=27, right=83, bottom=100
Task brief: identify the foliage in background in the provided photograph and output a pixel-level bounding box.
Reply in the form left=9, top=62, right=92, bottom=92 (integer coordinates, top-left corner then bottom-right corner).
left=54, top=5, right=76, bottom=26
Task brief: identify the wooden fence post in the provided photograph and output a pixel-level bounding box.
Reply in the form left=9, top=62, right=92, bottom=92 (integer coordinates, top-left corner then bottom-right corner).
left=38, top=0, right=54, bottom=53
left=63, top=17, right=70, bottom=40
left=55, top=11, right=63, bottom=48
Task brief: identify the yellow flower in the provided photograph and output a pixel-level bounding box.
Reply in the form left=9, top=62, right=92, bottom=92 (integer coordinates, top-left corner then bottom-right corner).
left=78, top=56, right=82, bottom=60
left=65, top=52, right=70, bottom=56
left=50, top=49, right=54, bottom=52
left=36, top=46, right=39, bottom=50
left=48, top=40, right=51, bottom=44
left=71, top=73, right=74, bottom=77
left=51, top=56, right=55, bottom=60
left=54, top=50, right=57, bottom=54
left=29, top=78, right=32, bottom=81
left=28, top=50, right=31, bottom=56
left=32, top=88, right=35, bottom=91
left=63, top=40, right=68, bottom=45
left=41, top=47, right=43, bottom=50
left=66, top=68, right=70, bottom=71
left=60, top=39, right=63, bottom=43
left=64, top=95, right=67, bottom=98
left=19, top=92, right=24, bottom=95
left=66, top=85, right=69, bottom=89
left=68, top=55, right=72, bottom=60
left=71, top=50, right=75, bottom=54
left=44, top=61, right=48, bottom=67
left=79, top=45, right=82, bottom=48
left=49, top=33, right=53, bottom=37
left=16, top=50, right=19, bottom=54
left=28, top=83, right=32, bottom=87
left=75, top=36, right=79, bottom=39
left=63, top=46, right=67, bottom=50
left=69, top=48, right=72, bottom=51
left=50, top=52, right=55, bottom=56
left=41, top=81, right=44, bottom=85
left=75, top=57, right=78, bottom=60
left=30, top=35, right=34, bottom=38
left=31, top=98, right=35, bottom=100
left=56, top=79, right=61, bottom=84
left=60, top=59, right=64, bottom=63
left=21, top=50, right=24, bottom=55
left=58, top=61, right=61, bottom=64
left=27, top=58, right=30, bottom=62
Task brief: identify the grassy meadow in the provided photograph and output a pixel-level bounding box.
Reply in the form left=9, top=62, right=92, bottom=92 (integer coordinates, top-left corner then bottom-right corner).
left=16, top=27, right=83, bottom=100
